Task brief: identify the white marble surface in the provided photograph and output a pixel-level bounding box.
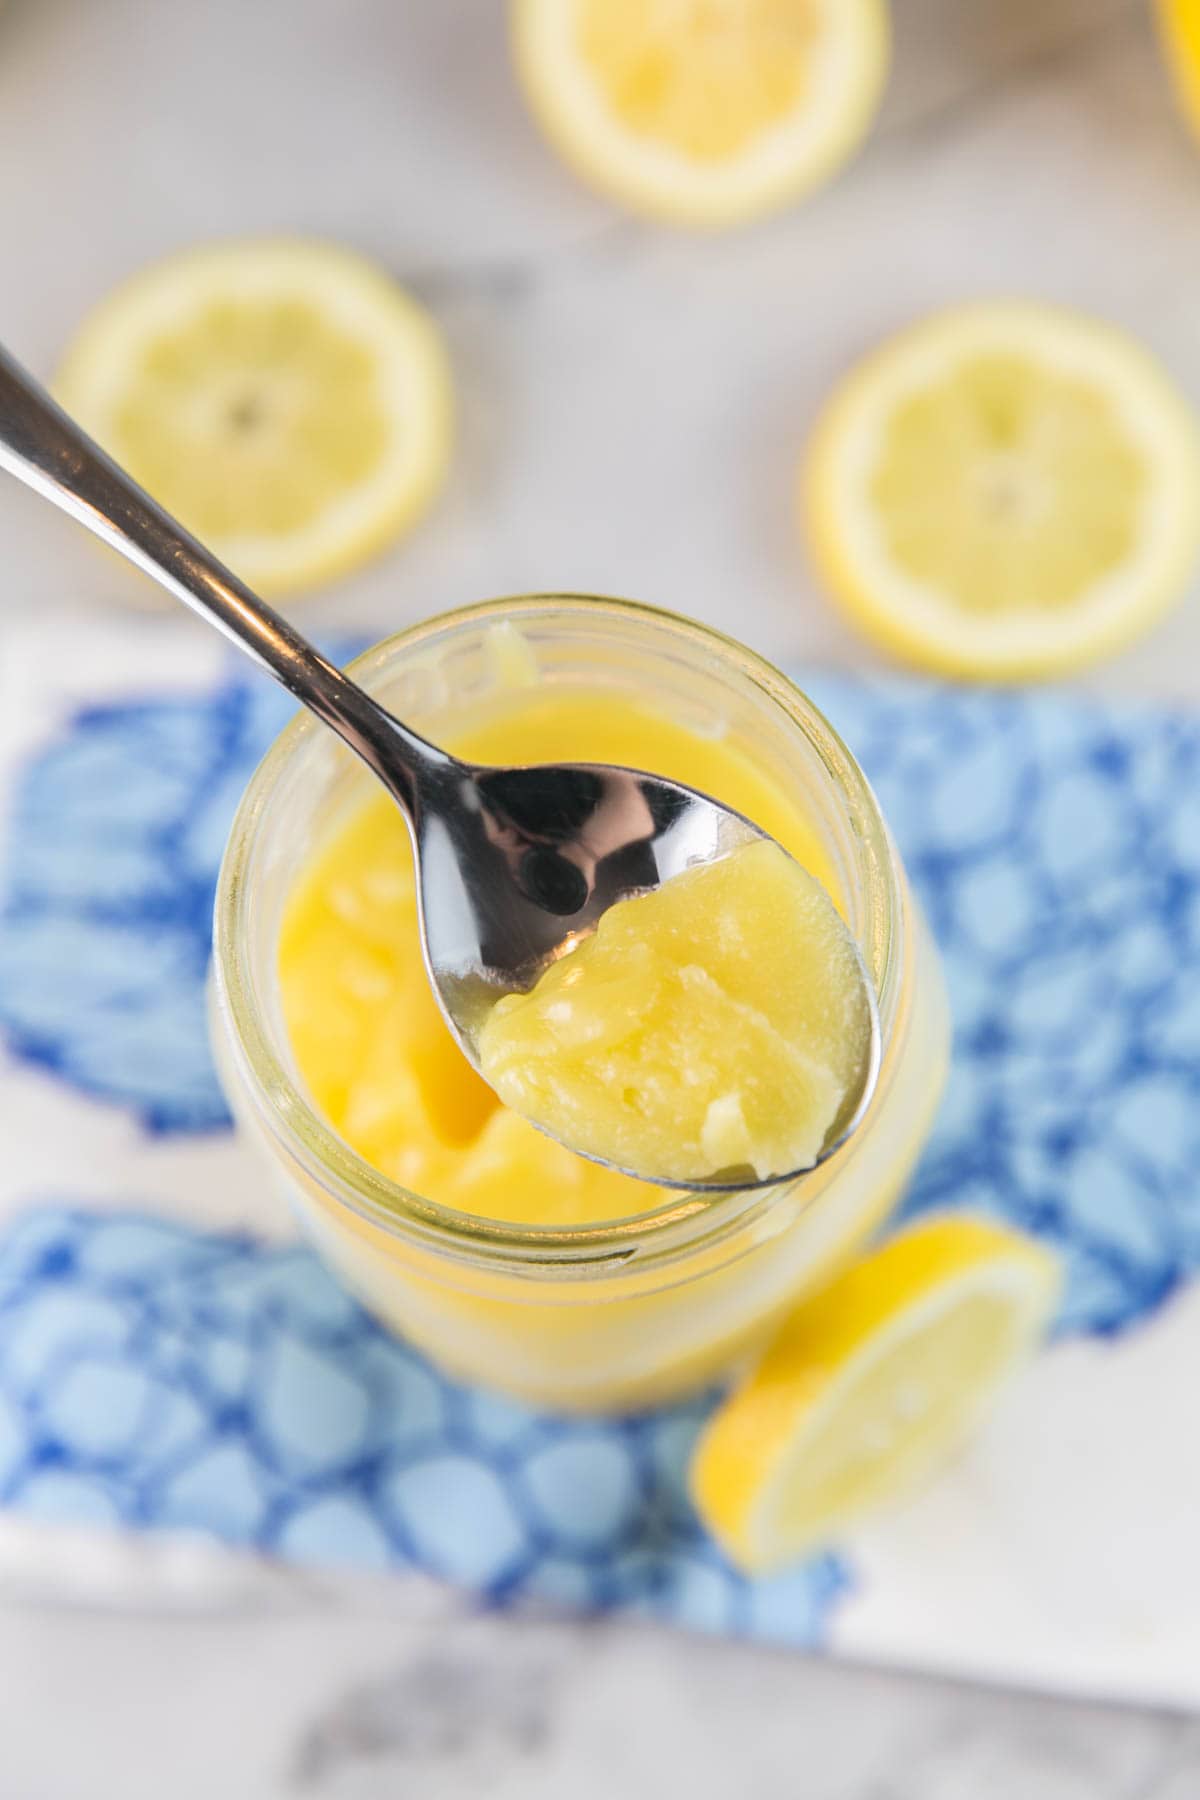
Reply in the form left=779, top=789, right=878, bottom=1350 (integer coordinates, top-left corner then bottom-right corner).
left=2, top=0, right=1200, bottom=1793
left=5, top=1567, right=1200, bottom=1800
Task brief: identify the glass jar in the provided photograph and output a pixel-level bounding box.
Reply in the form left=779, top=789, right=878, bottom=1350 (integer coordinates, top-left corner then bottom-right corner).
left=211, top=595, right=949, bottom=1413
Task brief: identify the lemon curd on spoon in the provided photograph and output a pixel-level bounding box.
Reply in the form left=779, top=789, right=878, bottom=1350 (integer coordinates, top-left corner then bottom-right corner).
left=477, top=838, right=874, bottom=1184
left=279, top=689, right=866, bottom=1215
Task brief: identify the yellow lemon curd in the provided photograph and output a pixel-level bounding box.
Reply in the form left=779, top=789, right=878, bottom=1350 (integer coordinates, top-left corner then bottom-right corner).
left=477, top=839, right=873, bottom=1184
left=260, top=652, right=948, bottom=1412
left=280, top=691, right=849, bottom=1226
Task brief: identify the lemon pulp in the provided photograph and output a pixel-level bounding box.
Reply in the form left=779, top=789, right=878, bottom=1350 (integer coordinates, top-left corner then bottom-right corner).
left=872, top=353, right=1146, bottom=615
left=478, top=838, right=872, bottom=1183
left=114, top=301, right=390, bottom=542
left=577, top=0, right=817, bottom=162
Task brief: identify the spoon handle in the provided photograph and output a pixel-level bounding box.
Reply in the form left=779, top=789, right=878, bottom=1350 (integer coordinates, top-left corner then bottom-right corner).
left=0, top=344, right=431, bottom=811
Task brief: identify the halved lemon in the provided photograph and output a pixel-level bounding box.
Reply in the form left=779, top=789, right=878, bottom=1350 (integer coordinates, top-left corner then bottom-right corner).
left=1157, top=0, right=1200, bottom=138
left=511, top=0, right=889, bottom=228
left=55, top=240, right=452, bottom=599
left=804, top=302, right=1200, bottom=680
left=691, top=1215, right=1059, bottom=1573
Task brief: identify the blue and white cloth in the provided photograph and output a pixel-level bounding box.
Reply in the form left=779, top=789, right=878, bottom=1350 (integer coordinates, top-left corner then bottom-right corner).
left=0, top=619, right=1198, bottom=1707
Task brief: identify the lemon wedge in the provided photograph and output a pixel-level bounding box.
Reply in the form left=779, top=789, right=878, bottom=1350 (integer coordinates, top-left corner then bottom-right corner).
left=804, top=302, right=1200, bottom=680
left=691, top=1215, right=1059, bottom=1572
left=1158, top=0, right=1200, bottom=138
left=511, top=0, right=889, bottom=228
left=54, top=240, right=452, bottom=599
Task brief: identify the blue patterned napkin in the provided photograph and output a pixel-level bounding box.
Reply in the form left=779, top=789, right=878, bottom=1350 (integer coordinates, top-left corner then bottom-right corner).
left=1, top=622, right=1198, bottom=1702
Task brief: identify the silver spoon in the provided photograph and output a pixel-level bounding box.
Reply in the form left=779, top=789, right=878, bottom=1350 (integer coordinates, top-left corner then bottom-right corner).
left=0, top=345, right=880, bottom=1190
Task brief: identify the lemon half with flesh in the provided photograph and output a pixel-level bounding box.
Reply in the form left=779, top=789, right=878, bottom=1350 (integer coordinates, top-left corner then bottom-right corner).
left=804, top=302, right=1200, bottom=680
left=691, top=1215, right=1059, bottom=1573
left=55, top=240, right=452, bottom=599
left=512, top=0, right=889, bottom=228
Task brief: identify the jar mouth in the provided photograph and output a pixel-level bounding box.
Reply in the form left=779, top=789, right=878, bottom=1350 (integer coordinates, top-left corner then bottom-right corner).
left=212, top=593, right=901, bottom=1267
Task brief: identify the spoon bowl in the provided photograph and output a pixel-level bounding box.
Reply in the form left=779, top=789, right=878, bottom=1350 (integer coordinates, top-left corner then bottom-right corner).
left=0, top=346, right=880, bottom=1189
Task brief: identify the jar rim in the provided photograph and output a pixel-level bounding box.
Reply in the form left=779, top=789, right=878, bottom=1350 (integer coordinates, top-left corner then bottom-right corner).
left=212, top=593, right=902, bottom=1270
